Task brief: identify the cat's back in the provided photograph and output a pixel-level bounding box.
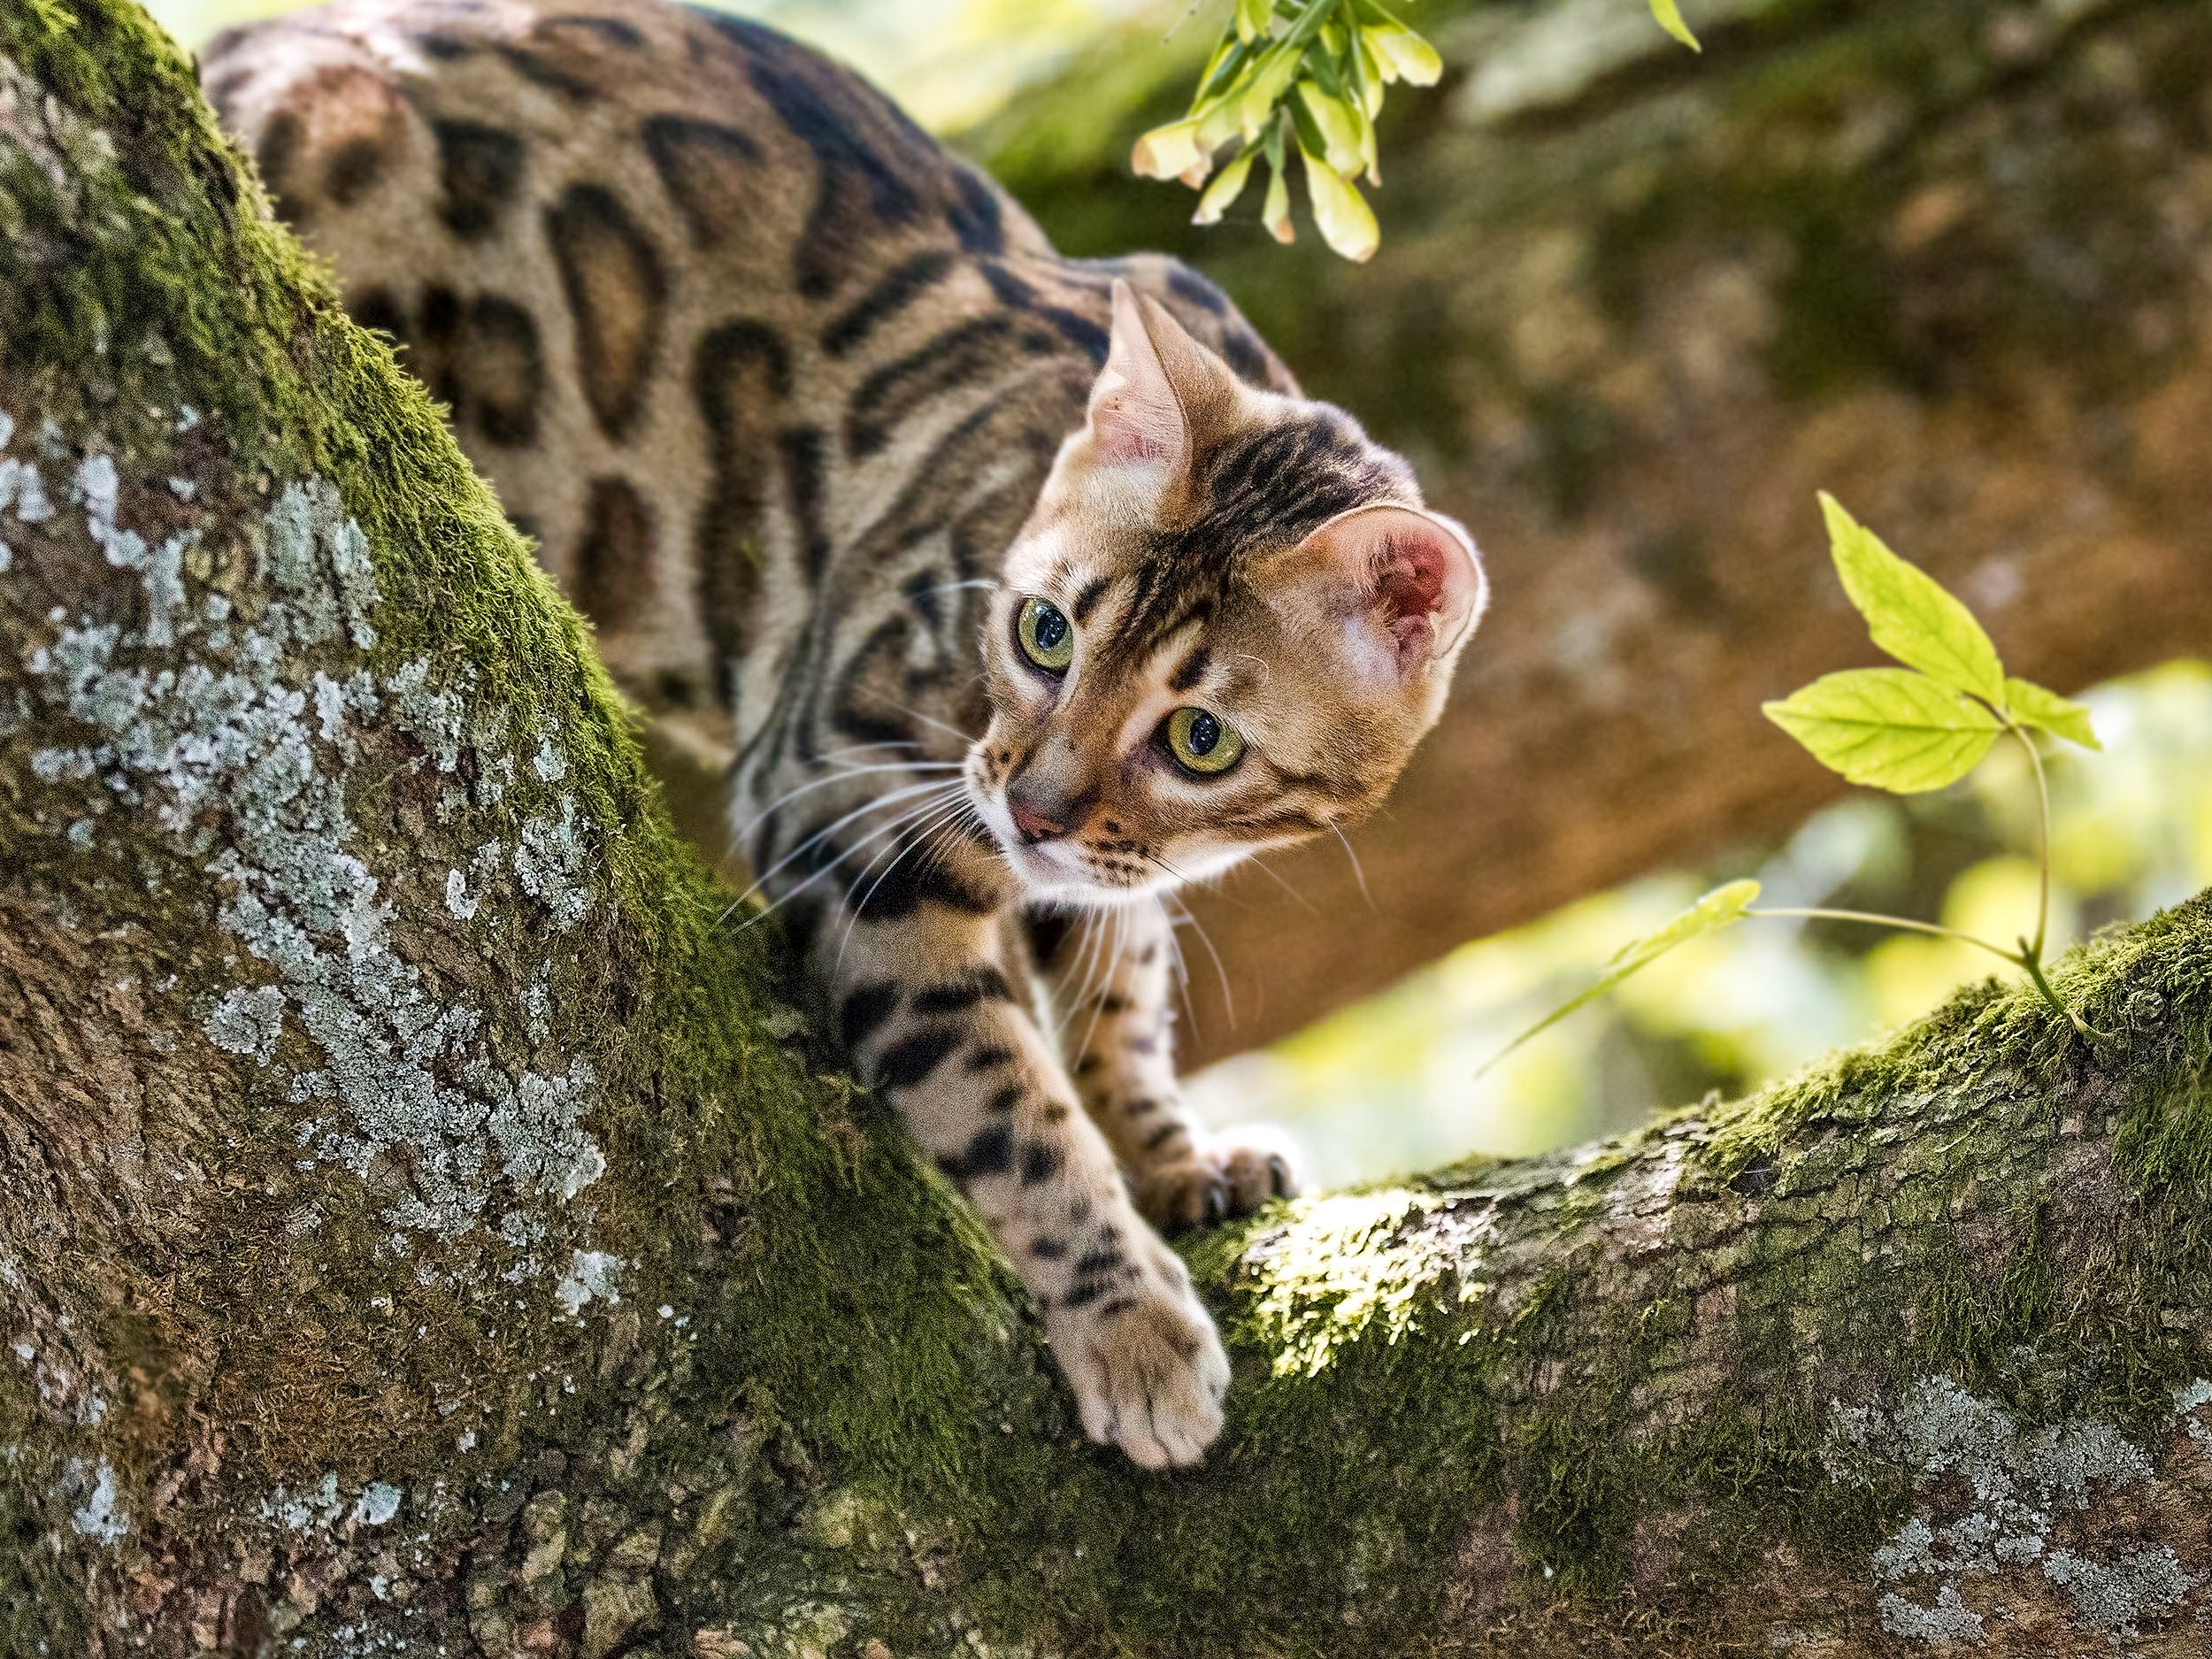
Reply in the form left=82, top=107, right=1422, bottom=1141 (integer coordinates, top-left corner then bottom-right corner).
left=204, top=0, right=1050, bottom=300
left=203, top=0, right=1294, bottom=741
left=204, top=0, right=1047, bottom=708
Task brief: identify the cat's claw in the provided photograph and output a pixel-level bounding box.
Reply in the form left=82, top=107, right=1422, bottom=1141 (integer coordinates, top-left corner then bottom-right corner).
left=1135, top=1125, right=1303, bottom=1235
left=1054, top=1271, right=1230, bottom=1469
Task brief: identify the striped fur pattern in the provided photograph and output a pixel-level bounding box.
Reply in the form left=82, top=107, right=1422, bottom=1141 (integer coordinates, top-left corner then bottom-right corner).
left=203, top=0, right=1486, bottom=1469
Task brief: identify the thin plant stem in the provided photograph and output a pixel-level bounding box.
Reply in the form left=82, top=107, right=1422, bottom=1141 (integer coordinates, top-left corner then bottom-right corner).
left=1746, top=906, right=2021, bottom=965
left=2008, top=718, right=2055, bottom=963
left=2018, top=937, right=2111, bottom=1043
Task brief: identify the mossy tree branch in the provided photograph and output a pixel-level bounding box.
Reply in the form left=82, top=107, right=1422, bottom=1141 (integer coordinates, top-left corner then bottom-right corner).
left=5, top=5, right=2212, bottom=1656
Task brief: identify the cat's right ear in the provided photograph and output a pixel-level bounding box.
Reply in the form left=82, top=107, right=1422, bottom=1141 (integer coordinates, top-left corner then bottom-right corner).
left=1085, top=280, right=1190, bottom=481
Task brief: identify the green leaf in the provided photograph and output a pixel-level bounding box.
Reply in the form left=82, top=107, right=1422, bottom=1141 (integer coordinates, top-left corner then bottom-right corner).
left=1647, top=0, right=1701, bottom=50
left=1763, top=667, right=2001, bottom=793
left=2004, top=677, right=2101, bottom=749
left=1819, top=493, right=2005, bottom=706
left=1474, top=881, right=1759, bottom=1080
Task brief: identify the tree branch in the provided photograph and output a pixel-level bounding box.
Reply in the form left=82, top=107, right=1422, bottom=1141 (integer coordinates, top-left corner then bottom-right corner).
left=4, top=5, right=2211, bottom=1656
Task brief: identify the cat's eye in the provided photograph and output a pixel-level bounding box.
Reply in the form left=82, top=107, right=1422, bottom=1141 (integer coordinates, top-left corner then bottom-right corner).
left=1164, top=706, right=1244, bottom=776
left=1015, top=596, right=1074, bottom=672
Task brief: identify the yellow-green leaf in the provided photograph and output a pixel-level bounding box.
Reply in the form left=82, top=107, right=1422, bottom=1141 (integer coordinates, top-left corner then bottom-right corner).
left=1235, top=0, right=1273, bottom=45
left=1299, top=141, right=1379, bottom=262
left=1132, top=118, right=1206, bottom=181
left=1192, top=147, right=1258, bottom=226
left=1474, top=880, right=1760, bottom=1079
left=1764, top=667, right=2001, bottom=793
left=1297, top=80, right=1363, bottom=178
left=1262, top=152, right=1294, bottom=243
left=1647, top=0, right=1701, bottom=50
left=1819, top=493, right=2006, bottom=707
left=1363, top=20, right=1442, bottom=84
left=2004, top=677, right=2101, bottom=749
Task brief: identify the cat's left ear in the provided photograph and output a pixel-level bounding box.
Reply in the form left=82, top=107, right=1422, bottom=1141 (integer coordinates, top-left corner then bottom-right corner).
left=1267, top=503, right=1487, bottom=691
left=1083, top=280, right=1237, bottom=483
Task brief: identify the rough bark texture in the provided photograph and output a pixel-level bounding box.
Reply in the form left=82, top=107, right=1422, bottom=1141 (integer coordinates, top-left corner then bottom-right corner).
left=955, top=0, right=2212, bottom=1063
left=6, top=5, right=2212, bottom=1657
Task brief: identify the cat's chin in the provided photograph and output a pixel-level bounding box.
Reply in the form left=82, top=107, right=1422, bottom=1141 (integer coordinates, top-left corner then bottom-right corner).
left=993, top=837, right=1167, bottom=905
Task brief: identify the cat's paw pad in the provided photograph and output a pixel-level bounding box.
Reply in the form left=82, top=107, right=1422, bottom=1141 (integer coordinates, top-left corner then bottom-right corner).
left=1133, top=1125, right=1302, bottom=1234
left=1054, top=1281, right=1230, bottom=1470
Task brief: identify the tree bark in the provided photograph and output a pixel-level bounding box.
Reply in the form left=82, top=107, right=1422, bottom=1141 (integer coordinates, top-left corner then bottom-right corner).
left=968, top=0, right=2212, bottom=1064
left=6, top=5, right=2212, bottom=1657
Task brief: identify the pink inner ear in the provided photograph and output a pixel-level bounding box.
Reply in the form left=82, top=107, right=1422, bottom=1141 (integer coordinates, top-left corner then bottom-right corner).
left=1371, top=531, right=1450, bottom=664
left=1093, top=397, right=1177, bottom=466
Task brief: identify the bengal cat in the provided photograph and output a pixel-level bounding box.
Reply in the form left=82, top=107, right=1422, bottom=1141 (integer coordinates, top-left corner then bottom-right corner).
left=202, top=0, right=1487, bottom=1469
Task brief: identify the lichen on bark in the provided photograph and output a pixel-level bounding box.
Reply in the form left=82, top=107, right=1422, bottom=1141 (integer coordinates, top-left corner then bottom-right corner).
left=6, top=3, right=2212, bottom=1655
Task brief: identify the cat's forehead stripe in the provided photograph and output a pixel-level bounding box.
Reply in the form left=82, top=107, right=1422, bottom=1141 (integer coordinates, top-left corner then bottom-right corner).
left=1165, top=645, right=1209, bottom=694
left=1071, top=575, right=1110, bottom=625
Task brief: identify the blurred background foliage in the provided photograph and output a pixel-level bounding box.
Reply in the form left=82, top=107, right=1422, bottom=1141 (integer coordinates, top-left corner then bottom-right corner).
left=151, top=0, right=2212, bottom=1185
left=1193, top=660, right=2212, bottom=1184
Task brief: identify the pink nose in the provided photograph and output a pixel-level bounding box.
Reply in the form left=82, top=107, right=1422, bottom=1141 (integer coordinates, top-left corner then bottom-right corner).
left=1009, top=794, right=1067, bottom=844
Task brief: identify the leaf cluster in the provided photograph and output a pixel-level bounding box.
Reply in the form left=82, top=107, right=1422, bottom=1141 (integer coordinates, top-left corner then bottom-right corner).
left=1138, top=1, right=1700, bottom=260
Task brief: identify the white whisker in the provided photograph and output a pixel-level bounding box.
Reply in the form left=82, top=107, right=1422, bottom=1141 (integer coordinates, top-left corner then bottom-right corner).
left=887, top=701, right=979, bottom=745
left=1246, top=853, right=1322, bottom=918
left=1075, top=902, right=1127, bottom=1061
left=728, top=781, right=968, bottom=929
left=833, top=796, right=979, bottom=972
left=736, top=763, right=964, bottom=840
left=1064, top=908, right=1109, bottom=1051
left=1331, top=821, right=1372, bottom=909
left=738, top=777, right=965, bottom=892
left=1170, top=891, right=1234, bottom=1031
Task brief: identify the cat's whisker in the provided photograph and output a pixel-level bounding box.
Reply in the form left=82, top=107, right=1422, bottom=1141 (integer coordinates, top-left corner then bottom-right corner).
left=1064, top=908, right=1111, bottom=1049
left=733, top=777, right=967, bottom=902
left=730, top=799, right=961, bottom=935
left=1075, top=903, right=1129, bottom=1061
left=1330, top=821, right=1374, bottom=910
left=830, top=800, right=985, bottom=975
left=887, top=702, right=979, bottom=746
left=726, top=791, right=958, bottom=930
left=1164, top=925, right=1198, bottom=1029
left=1244, top=853, right=1322, bottom=918
left=736, top=763, right=964, bottom=841
left=833, top=796, right=980, bottom=972
left=1159, top=882, right=1234, bottom=1030
left=815, top=739, right=926, bottom=762
left=727, top=782, right=969, bottom=929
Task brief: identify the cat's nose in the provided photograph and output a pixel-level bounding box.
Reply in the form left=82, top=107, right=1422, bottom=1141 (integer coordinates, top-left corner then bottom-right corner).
left=1007, top=789, right=1068, bottom=844
left=1007, top=780, right=1094, bottom=844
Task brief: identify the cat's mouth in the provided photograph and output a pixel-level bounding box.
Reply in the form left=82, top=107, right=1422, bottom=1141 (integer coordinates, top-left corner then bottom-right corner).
left=967, top=780, right=1160, bottom=900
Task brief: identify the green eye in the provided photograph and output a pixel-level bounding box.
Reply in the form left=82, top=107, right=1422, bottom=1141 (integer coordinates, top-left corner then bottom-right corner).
left=1016, top=597, right=1074, bottom=672
left=1165, top=706, right=1245, bottom=775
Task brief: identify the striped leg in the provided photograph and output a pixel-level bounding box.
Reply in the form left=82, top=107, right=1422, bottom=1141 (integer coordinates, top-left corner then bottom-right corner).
left=1031, top=900, right=1301, bottom=1234
left=826, top=890, right=1230, bottom=1468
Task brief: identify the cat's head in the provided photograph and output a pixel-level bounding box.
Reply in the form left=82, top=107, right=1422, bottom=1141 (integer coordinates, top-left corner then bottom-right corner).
left=969, top=280, right=1486, bottom=902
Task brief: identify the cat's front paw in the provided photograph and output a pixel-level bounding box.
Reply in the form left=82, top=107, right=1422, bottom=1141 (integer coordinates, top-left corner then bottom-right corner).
left=1133, top=1125, right=1302, bottom=1234
left=1052, top=1271, right=1231, bottom=1470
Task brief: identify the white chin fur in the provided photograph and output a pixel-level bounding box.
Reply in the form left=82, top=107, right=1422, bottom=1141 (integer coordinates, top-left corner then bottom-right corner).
left=972, top=790, right=1250, bottom=903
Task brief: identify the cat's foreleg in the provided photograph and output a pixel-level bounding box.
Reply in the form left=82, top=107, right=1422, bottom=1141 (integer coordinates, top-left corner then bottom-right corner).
left=1029, top=898, right=1302, bottom=1233
left=824, top=891, right=1231, bottom=1468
